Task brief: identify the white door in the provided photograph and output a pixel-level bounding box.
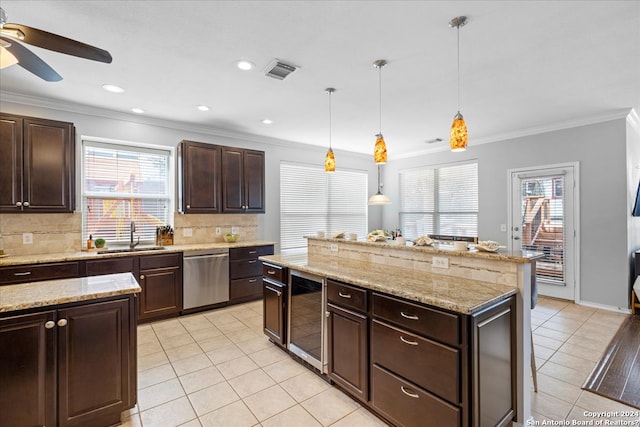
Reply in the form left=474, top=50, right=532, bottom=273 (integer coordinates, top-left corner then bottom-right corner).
left=509, top=164, right=578, bottom=301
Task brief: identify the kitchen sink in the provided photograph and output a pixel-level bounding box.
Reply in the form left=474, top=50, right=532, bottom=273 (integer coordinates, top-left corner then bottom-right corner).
left=97, top=246, right=166, bottom=254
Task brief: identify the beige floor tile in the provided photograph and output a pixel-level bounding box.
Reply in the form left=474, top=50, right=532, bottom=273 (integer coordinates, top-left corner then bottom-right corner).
left=248, top=346, right=290, bottom=367
left=261, top=404, right=322, bottom=427
left=280, top=370, right=332, bottom=403
left=137, top=378, right=186, bottom=411
left=179, top=315, right=214, bottom=332
left=188, top=381, right=240, bottom=416
left=179, top=365, right=226, bottom=394
left=159, top=333, right=196, bottom=350
left=541, top=318, right=584, bottom=334
left=206, top=343, right=245, bottom=364
left=138, top=340, right=164, bottom=357
left=138, top=350, right=170, bottom=372
left=243, top=384, right=297, bottom=421
left=203, top=312, right=239, bottom=325
left=547, top=351, right=596, bottom=374
left=534, top=373, right=582, bottom=404
left=227, top=368, right=276, bottom=398
left=556, top=342, right=604, bottom=363
left=226, top=327, right=262, bottom=344
left=151, top=318, right=184, bottom=330
left=573, top=321, right=621, bottom=339
left=197, top=334, right=233, bottom=352
left=575, top=390, right=640, bottom=414
left=301, top=387, right=360, bottom=426
left=329, top=407, right=389, bottom=427
left=153, top=323, right=188, bottom=339
left=217, top=355, right=260, bottom=380
left=199, top=400, right=258, bottom=427
left=533, top=326, right=572, bottom=342
left=138, top=328, right=159, bottom=345
left=178, top=419, right=203, bottom=427
left=530, top=391, right=573, bottom=420
left=533, top=333, right=566, bottom=351
left=217, top=320, right=250, bottom=334
left=262, top=357, right=308, bottom=383
left=120, top=413, right=142, bottom=427
left=138, top=363, right=176, bottom=390
left=189, top=326, right=224, bottom=342
left=165, top=343, right=204, bottom=362
left=139, top=396, right=197, bottom=427
left=533, top=344, right=556, bottom=361
left=566, top=334, right=608, bottom=353
left=171, top=353, right=213, bottom=376
left=538, top=361, right=589, bottom=387
left=235, top=335, right=274, bottom=354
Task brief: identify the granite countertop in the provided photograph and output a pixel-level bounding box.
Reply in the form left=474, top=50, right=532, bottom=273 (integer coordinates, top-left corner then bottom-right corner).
left=260, top=253, right=517, bottom=315
left=0, top=240, right=276, bottom=267
left=0, top=272, right=141, bottom=313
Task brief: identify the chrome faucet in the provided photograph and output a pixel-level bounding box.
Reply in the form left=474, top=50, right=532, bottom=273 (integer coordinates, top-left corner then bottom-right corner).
left=130, top=221, right=140, bottom=250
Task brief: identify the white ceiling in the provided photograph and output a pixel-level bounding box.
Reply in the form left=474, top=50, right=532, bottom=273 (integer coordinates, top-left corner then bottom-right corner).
left=1, top=1, right=639, bottom=159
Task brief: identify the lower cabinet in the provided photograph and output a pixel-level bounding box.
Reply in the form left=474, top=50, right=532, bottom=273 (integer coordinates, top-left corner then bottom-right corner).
left=262, top=262, right=287, bottom=347
left=230, top=245, right=274, bottom=304
left=0, top=295, right=136, bottom=427
left=138, top=253, right=183, bottom=322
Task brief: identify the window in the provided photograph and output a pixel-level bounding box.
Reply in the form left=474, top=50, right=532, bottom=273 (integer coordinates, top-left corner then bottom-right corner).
left=82, top=139, right=172, bottom=245
left=280, top=162, right=368, bottom=251
left=399, top=162, right=478, bottom=240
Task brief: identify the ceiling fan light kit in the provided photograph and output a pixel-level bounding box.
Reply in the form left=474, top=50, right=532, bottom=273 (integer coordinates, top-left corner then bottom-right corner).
left=0, top=7, right=112, bottom=81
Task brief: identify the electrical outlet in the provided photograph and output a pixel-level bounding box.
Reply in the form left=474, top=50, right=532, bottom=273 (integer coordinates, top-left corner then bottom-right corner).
left=232, top=227, right=239, bottom=235
left=433, top=256, right=449, bottom=269
left=500, top=224, right=507, bottom=232
left=215, top=227, right=221, bottom=235
left=183, top=228, right=193, bottom=237
left=330, top=244, right=339, bottom=253
left=22, top=233, right=33, bottom=244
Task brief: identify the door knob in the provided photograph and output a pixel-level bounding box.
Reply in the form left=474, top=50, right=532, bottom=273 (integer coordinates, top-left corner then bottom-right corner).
left=57, top=319, right=67, bottom=327
left=23, top=201, right=30, bottom=207
left=513, top=236, right=521, bottom=240
left=45, top=321, right=55, bottom=329
left=15, top=201, right=22, bottom=207
left=140, top=275, right=145, bottom=280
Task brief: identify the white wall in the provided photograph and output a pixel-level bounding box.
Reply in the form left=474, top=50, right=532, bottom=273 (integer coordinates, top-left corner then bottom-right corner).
left=382, top=118, right=631, bottom=310
left=627, top=111, right=640, bottom=285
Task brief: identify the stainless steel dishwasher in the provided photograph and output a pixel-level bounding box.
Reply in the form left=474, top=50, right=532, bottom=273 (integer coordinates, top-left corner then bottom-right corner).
left=183, top=249, right=229, bottom=311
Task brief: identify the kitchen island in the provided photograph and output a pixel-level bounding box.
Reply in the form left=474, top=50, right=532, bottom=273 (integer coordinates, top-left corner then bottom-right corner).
left=260, top=237, right=541, bottom=427
left=0, top=273, right=140, bottom=427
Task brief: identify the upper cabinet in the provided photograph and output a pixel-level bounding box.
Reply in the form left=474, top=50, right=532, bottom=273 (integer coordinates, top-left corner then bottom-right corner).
left=177, top=140, right=222, bottom=213
left=222, top=147, right=265, bottom=213
left=0, top=114, right=75, bottom=213
left=178, top=140, right=265, bottom=214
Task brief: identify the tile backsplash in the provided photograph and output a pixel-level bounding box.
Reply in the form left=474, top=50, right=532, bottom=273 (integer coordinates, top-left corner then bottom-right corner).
left=0, top=212, right=258, bottom=256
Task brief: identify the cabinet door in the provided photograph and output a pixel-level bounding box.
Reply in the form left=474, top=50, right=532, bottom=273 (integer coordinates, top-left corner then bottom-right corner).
left=0, top=114, right=23, bottom=210
left=221, top=146, right=245, bottom=212
left=23, top=117, right=75, bottom=212
left=138, top=266, right=182, bottom=321
left=243, top=149, right=265, bottom=213
left=180, top=141, right=221, bottom=213
left=57, top=298, right=132, bottom=427
left=327, top=302, right=368, bottom=402
left=263, top=280, right=286, bottom=346
left=0, top=310, right=56, bottom=427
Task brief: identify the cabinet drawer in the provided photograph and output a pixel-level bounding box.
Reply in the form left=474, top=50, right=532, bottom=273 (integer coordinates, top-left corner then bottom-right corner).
left=371, top=364, right=461, bottom=427
left=230, top=276, right=263, bottom=300
left=327, top=280, right=367, bottom=313
left=229, top=245, right=274, bottom=261
left=371, top=320, right=460, bottom=404
left=139, top=252, right=182, bottom=270
left=0, top=262, right=80, bottom=285
left=372, top=293, right=460, bottom=345
left=262, top=263, right=286, bottom=283
left=86, top=257, right=136, bottom=276
left=230, top=259, right=262, bottom=279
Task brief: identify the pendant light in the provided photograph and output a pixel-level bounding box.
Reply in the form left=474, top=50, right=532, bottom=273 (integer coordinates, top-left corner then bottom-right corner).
left=449, top=16, right=468, bottom=152
left=368, top=165, right=391, bottom=205
left=324, top=88, right=336, bottom=173
left=373, top=59, right=388, bottom=164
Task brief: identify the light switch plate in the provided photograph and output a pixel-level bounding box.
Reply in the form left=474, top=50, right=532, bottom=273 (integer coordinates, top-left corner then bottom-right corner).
left=23, top=233, right=33, bottom=244
left=183, top=228, right=193, bottom=237
left=232, top=227, right=239, bottom=234
left=433, top=256, right=449, bottom=269
left=330, top=244, right=339, bottom=253
left=215, top=227, right=221, bottom=235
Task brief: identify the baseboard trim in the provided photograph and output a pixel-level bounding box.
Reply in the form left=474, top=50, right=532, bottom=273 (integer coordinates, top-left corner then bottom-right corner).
left=574, top=299, right=631, bottom=314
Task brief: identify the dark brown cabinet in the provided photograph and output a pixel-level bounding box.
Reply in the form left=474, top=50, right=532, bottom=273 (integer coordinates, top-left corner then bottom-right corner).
left=0, top=261, right=80, bottom=285
left=229, top=245, right=274, bottom=303
left=0, top=114, right=75, bottom=213
left=263, top=262, right=287, bottom=347
left=327, top=279, right=369, bottom=403
left=138, top=253, right=183, bottom=322
left=0, top=296, right=136, bottom=427
left=177, top=140, right=222, bottom=213
left=222, top=147, right=265, bottom=213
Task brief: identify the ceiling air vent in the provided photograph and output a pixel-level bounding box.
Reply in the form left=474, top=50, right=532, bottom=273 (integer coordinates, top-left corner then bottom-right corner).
left=264, top=59, right=298, bottom=80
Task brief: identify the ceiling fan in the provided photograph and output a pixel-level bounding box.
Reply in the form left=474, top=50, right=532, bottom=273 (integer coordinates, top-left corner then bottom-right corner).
left=0, top=7, right=112, bottom=82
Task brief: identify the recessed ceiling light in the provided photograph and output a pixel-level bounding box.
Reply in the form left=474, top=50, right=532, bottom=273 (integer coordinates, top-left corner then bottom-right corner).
left=102, top=84, right=124, bottom=93
left=131, top=108, right=145, bottom=114
left=197, top=105, right=210, bottom=111
left=261, top=119, right=273, bottom=125
left=236, top=60, right=255, bottom=71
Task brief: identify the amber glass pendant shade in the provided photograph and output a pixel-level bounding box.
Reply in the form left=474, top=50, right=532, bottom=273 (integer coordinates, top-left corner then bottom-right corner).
left=450, top=111, right=468, bottom=152
left=324, top=148, right=335, bottom=173
left=374, top=133, right=387, bottom=164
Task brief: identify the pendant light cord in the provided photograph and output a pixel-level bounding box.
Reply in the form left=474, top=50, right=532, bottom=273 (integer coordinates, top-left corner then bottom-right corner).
left=328, top=90, right=332, bottom=150
left=457, top=24, right=461, bottom=111
left=379, top=64, right=383, bottom=134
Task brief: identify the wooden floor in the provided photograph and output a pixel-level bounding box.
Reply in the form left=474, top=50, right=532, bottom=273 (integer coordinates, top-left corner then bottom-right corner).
left=583, top=315, right=640, bottom=409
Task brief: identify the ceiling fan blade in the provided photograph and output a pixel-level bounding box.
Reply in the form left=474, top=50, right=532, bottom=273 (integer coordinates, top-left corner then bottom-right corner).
left=0, top=35, right=62, bottom=81
left=2, top=23, right=112, bottom=63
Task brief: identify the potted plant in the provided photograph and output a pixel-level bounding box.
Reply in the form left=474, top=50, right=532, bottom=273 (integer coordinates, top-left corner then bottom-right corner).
left=94, top=238, right=106, bottom=249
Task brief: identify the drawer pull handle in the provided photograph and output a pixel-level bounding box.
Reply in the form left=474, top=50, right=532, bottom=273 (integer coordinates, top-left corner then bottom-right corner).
left=265, top=286, right=282, bottom=297
left=248, top=260, right=257, bottom=264
left=57, top=319, right=68, bottom=327
left=267, top=270, right=276, bottom=275
left=249, top=251, right=257, bottom=254
left=45, top=321, right=55, bottom=329
left=338, top=292, right=352, bottom=299
left=140, top=275, right=145, bottom=280
left=248, top=279, right=257, bottom=283
left=400, top=336, right=419, bottom=346
left=400, top=386, right=419, bottom=399
left=13, top=271, right=32, bottom=276
left=400, top=312, right=419, bottom=320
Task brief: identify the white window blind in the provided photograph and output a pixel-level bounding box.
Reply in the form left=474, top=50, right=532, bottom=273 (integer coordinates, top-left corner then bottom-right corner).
left=399, top=162, right=478, bottom=240
left=82, top=140, right=171, bottom=245
left=280, top=162, right=368, bottom=251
